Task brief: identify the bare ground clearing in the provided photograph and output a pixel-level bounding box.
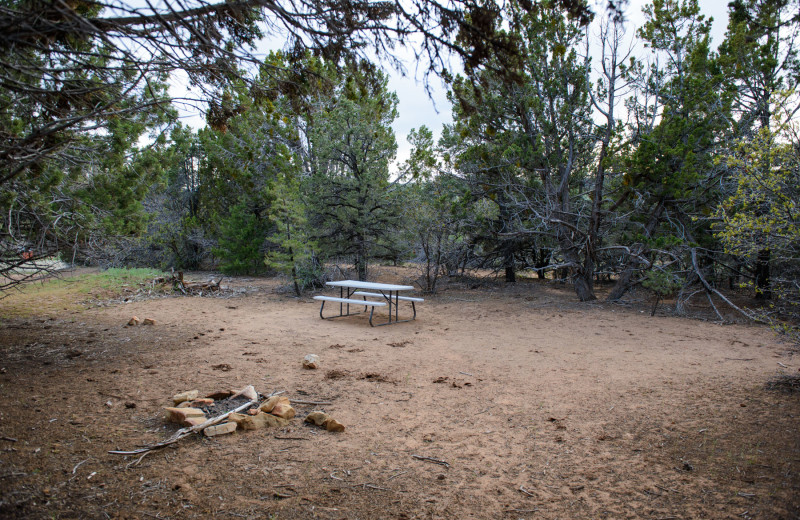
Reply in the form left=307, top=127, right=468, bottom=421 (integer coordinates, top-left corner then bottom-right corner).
left=0, top=267, right=798, bottom=519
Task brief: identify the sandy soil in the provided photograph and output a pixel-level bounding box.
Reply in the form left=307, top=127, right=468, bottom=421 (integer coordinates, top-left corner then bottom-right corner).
left=0, top=267, right=798, bottom=519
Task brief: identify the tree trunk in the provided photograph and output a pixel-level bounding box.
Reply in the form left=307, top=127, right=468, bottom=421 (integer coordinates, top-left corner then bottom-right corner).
left=289, top=246, right=301, bottom=298
left=505, top=265, right=516, bottom=283
left=754, top=248, right=771, bottom=299
left=504, top=243, right=516, bottom=283
left=573, top=272, right=596, bottom=301
left=607, top=258, right=638, bottom=301
left=576, top=255, right=597, bottom=301
left=534, top=248, right=549, bottom=279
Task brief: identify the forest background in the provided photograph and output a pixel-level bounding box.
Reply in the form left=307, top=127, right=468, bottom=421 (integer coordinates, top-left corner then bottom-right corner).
left=1, top=0, right=799, bottom=337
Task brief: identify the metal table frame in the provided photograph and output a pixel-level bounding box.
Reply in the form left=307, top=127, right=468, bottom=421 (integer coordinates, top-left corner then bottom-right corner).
left=321, top=280, right=417, bottom=326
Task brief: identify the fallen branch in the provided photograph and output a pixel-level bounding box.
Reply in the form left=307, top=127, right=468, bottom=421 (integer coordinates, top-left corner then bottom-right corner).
left=108, top=399, right=258, bottom=456
left=691, top=248, right=762, bottom=323
left=290, top=399, right=332, bottom=406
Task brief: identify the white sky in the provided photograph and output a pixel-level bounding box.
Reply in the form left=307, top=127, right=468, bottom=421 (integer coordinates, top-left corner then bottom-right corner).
left=172, top=0, right=731, bottom=169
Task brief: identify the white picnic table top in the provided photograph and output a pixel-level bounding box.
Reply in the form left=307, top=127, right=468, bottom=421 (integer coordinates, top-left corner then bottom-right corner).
left=326, top=280, right=415, bottom=292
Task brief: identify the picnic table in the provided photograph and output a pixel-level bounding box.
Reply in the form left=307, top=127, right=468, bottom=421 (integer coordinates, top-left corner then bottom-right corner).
left=313, top=280, right=423, bottom=326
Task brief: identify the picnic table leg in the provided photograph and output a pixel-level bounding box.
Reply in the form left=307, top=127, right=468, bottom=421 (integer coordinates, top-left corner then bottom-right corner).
left=368, top=305, right=377, bottom=327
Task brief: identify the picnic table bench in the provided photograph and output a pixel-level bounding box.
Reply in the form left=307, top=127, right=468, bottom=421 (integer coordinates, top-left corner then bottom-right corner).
left=313, top=280, right=423, bottom=326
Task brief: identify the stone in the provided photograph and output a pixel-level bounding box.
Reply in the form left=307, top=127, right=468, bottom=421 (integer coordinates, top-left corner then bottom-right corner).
left=231, top=385, right=258, bottom=401
left=177, top=401, right=192, bottom=408
left=325, top=418, right=345, bottom=432
left=247, top=408, right=260, bottom=416
left=188, top=398, right=214, bottom=407
left=304, top=411, right=330, bottom=427
left=229, top=412, right=288, bottom=430
left=270, top=402, right=296, bottom=420
left=142, top=318, right=156, bottom=325
left=205, top=390, right=234, bottom=400
left=302, top=354, right=319, bottom=369
left=203, top=422, right=237, bottom=437
left=163, top=407, right=205, bottom=426
left=127, top=316, right=140, bottom=326
left=184, top=417, right=206, bottom=427
left=259, top=395, right=285, bottom=413
left=260, top=395, right=295, bottom=418
left=304, top=411, right=344, bottom=432
left=173, top=390, right=200, bottom=406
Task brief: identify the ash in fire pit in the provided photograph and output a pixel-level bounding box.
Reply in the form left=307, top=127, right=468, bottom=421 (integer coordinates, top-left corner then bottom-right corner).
left=200, top=395, right=253, bottom=416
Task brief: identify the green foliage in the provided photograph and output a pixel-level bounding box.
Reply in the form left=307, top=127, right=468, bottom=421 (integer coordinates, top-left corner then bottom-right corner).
left=715, top=121, right=799, bottom=261
left=630, top=0, right=730, bottom=203
left=715, top=109, right=800, bottom=338
left=213, top=203, right=270, bottom=275
left=265, top=175, right=323, bottom=295
left=642, top=268, right=681, bottom=297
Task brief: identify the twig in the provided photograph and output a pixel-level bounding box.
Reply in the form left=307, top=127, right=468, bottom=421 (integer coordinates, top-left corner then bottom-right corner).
left=0, top=472, right=27, bottom=479
left=519, top=485, right=535, bottom=496
left=273, top=436, right=309, bottom=441
left=705, top=290, right=725, bottom=322
left=459, top=372, right=474, bottom=377
left=126, top=451, right=152, bottom=469
left=290, top=399, right=332, bottom=406
left=1, top=436, right=17, bottom=442
left=364, top=483, right=392, bottom=491
left=72, top=458, right=90, bottom=474
left=778, top=362, right=789, bottom=368
left=505, top=509, right=539, bottom=513
left=137, top=512, right=164, bottom=519
left=387, top=471, right=408, bottom=481
left=655, top=484, right=679, bottom=494
left=108, top=399, right=257, bottom=456
left=411, top=454, right=450, bottom=467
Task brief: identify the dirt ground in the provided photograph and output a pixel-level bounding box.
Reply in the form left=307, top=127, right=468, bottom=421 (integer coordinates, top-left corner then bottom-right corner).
left=1, top=267, right=798, bottom=519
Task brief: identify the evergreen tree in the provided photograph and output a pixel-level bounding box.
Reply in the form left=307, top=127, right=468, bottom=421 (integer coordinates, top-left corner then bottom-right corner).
left=446, top=2, right=596, bottom=297
left=306, top=66, right=400, bottom=281
left=607, top=0, right=732, bottom=301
